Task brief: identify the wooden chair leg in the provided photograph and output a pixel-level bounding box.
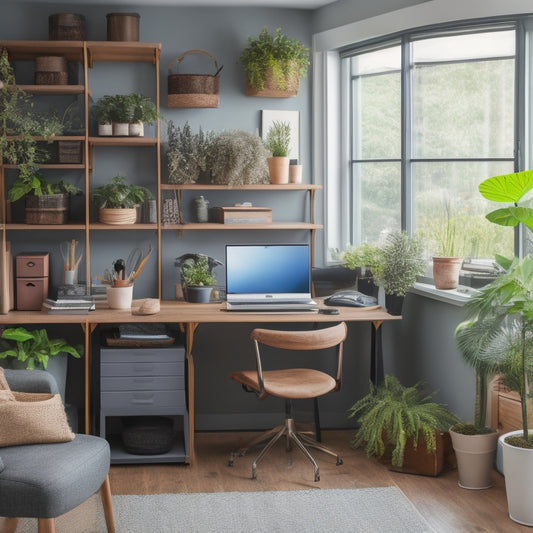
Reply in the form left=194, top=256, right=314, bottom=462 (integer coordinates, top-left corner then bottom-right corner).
left=37, top=518, right=55, bottom=533
left=0, top=517, right=18, bottom=533
left=99, top=474, right=115, bottom=533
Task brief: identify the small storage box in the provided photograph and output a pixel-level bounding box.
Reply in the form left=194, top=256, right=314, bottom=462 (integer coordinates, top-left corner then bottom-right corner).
left=210, top=206, right=272, bottom=224
left=16, top=277, right=49, bottom=311
left=106, top=13, right=140, bottom=41
left=16, top=253, right=49, bottom=278
left=25, top=194, right=69, bottom=225
left=48, top=13, right=86, bottom=41
left=34, top=56, right=68, bottom=85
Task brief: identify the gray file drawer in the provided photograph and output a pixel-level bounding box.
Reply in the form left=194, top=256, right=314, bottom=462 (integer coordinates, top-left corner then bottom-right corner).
left=101, top=361, right=183, bottom=378
left=101, top=390, right=186, bottom=412
left=101, top=375, right=184, bottom=391
left=100, top=347, right=185, bottom=364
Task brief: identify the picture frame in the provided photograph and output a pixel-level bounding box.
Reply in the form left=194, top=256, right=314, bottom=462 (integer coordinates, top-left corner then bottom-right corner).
left=261, top=110, right=300, bottom=161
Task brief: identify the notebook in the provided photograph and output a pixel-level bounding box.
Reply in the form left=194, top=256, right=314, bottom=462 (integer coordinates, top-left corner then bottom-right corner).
left=225, top=244, right=318, bottom=312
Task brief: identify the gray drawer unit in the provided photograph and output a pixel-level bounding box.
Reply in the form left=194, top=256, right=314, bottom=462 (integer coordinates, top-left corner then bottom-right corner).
left=99, top=344, right=189, bottom=464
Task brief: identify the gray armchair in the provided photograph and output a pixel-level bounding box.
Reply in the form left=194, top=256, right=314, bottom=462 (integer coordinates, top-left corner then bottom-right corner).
left=0, top=369, right=115, bottom=533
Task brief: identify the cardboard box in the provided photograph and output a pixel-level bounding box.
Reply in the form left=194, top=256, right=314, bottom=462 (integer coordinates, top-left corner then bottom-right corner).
left=16, top=277, right=49, bottom=311
left=211, top=206, right=272, bottom=224
left=16, top=253, right=50, bottom=278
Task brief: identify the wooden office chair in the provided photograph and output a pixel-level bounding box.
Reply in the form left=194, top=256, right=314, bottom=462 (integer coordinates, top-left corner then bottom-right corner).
left=229, top=322, right=347, bottom=482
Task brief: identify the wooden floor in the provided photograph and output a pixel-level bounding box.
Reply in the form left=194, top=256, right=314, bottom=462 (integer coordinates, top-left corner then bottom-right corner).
left=109, top=430, right=529, bottom=533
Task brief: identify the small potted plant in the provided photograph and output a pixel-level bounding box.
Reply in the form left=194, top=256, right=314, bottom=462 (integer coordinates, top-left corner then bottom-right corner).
left=333, top=242, right=380, bottom=297
left=109, top=94, right=132, bottom=136
left=179, top=255, right=217, bottom=303
left=348, top=375, right=459, bottom=476
left=264, top=120, right=290, bottom=184
left=372, top=231, right=426, bottom=315
left=91, top=174, right=149, bottom=225
left=240, top=27, right=309, bottom=97
left=90, top=95, right=115, bottom=136
left=128, top=93, right=159, bottom=137
left=0, top=326, right=82, bottom=401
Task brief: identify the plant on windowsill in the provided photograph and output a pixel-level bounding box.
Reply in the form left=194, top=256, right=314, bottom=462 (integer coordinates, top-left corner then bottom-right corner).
left=180, top=255, right=217, bottom=303
left=91, top=174, right=149, bottom=225
left=0, top=326, right=82, bottom=401
left=348, top=375, right=459, bottom=476
left=264, top=120, right=290, bottom=184
left=372, top=231, right=426, bottom=315
left=240, top=27, right=309, bottom=97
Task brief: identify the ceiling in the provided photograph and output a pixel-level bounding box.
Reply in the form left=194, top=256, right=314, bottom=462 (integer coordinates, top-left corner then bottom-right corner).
left=16, top=0, right=337, bottom=8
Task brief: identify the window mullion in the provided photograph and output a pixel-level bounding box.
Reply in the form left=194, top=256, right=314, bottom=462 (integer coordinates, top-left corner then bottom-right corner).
left=401, top=36, right=412, bottom=234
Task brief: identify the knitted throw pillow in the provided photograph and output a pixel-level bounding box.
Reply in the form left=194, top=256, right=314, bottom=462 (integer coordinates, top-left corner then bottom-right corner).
left=0, top=368, right=74, bottom=447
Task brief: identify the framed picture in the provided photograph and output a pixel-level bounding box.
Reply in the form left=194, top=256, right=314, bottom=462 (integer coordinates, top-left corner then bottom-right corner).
left=261, top=110, right=300, bottom=161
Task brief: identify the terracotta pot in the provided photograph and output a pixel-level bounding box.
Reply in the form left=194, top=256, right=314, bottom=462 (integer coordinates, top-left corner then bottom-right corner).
left=449, top=428, right=498, bottom=489
left=267, top=156, right=289, bottom=184
left=433, top=257, right=462, bottom=289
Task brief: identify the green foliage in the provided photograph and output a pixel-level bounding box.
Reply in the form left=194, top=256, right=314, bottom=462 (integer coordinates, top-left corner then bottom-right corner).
left=182, top=256, right=216, bottom=286
left=90, top=95, right=115, bottom=124
left=8, top=172, right=81, bottom=202
left=240, top=27, right=309, bottom=91
left=208, top=130, right=270, bottom=185
left=0, top=327, right=82, bottom=370
left=166, top=121, right=213, bottom=184
left=372, top=231, right=426, bottom=296
left=265, top=120, right=290, bottom=157
left=128, top=93, right=159, bottom=124
left=91, top=94, right=159, bottom=125
left=91, top=174, right=149, bottom=209
left=333, top=242, right=380, bottom=271
left=348, top=375, right=458, bottom=467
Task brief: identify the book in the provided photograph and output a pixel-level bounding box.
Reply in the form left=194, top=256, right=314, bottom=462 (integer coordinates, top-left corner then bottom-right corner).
left=44, top=298, right=95, bottom=310
left=41, top=306, right=91, bottom=315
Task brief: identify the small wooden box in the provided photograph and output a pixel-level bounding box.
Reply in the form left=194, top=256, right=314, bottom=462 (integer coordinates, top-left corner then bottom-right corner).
left=211, top=206, right=272, bottom=224
left=16, top=253, right=49, bottom=278
left=16, top=277, right=49, bottom=311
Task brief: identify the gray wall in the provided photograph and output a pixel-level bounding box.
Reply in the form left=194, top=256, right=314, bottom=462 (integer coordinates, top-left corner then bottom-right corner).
left=1, top=1, right=476, bottom=432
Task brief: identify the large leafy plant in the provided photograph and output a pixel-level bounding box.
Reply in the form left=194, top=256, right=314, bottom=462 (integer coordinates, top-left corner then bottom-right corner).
left=349, top=375, right=458, bottom=467
left=240, top=27, right=309, bottom=91
left=0, top=327, right=82, bottom=370
left=92, top=174, right=149, bottom=209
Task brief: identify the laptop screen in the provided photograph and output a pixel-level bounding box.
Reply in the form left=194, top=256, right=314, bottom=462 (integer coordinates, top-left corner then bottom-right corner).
left=225, top=244, right=311, bottom=301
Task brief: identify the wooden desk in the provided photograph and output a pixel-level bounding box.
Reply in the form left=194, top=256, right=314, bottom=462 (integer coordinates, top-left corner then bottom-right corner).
left=0, top=300, right=400, bottom=462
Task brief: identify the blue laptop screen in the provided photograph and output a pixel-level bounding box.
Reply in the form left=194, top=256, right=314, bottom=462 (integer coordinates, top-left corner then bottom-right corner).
left=225, top=244, right=311, bottom=295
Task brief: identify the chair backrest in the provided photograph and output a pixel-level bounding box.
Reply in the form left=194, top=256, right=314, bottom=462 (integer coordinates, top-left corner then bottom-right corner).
left=250, top=322, right=347, bottom=396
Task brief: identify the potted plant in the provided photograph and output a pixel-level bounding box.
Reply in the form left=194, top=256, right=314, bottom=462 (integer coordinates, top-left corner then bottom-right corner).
left=372, top=231, right=426, bottom=315
left=128, top=93, right=159, bottom=136
left=208, top=129, right=270, bottom=186
left=0, top=326, right=82, bottom=402
left=333, top=242, right=380, bottom=297
left=240, top=27, right=309, bottom=97
left=348, top=375, right=459, bottom=476
left=264, top=120, right=290, bottom=184
left=179, top=255, right=217, bottom=303
left=91, top=174, right=149, bottom=225
left=108, top=94, right=132, bottom=136
left=90, top=95, right=116, bottom=136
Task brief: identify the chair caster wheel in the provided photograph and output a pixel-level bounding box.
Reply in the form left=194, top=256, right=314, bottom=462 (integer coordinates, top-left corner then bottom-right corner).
left=228, top=460, right=234, bottom=467
left=314, top=473, right=320, bottom=482
left=337, top=458, right=343, bottom=466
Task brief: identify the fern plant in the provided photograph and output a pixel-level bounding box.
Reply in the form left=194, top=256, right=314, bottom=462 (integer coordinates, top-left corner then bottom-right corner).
left=348, top=375, right=458, bottom=467
left=265, top=120, right=290, bottom=157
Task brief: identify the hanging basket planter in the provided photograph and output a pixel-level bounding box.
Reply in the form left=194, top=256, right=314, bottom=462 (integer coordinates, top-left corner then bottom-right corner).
left=245, top=64, right=299, bottom=98
left=167, top=49, right=221, bottom=108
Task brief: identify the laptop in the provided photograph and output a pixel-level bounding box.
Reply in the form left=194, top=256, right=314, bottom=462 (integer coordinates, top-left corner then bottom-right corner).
left=225, top=244, right=318, bottom=312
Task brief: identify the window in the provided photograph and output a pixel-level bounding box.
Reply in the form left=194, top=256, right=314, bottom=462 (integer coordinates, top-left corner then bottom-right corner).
left=341, top=24, right=519, bottom=270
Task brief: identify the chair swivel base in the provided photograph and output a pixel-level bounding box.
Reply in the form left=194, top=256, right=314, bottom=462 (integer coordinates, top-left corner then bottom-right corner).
left=228, top=417, right=343, bottom=482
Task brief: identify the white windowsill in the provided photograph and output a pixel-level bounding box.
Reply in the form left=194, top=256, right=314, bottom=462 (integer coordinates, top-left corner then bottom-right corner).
left=411, top=282, right=479, bottom=307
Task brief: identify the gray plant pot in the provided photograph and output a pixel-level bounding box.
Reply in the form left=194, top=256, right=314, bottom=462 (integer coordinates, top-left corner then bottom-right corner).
left=185, top=286, right=213, bottom=303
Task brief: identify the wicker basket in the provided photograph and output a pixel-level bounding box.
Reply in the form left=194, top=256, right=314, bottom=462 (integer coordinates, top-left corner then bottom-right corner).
left=245, top=65, right=299, bottom=98
left=58, top=140, right=82, bottom=163
left=168, top=49, right=221, bottom=108
left=106, top=13, right=140, bottom=41
left=48, top=13, right=86, bottom=41
left=98, top=207, right=137, bottom=225
left=121, top=416, right=174, bottom=455
left=35, top=56, right=68, bottom=85
left=25, top=194, right=69, bottom=225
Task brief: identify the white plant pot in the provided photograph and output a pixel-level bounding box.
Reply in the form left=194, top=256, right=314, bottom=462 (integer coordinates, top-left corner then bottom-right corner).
left=449, top=428, right=498, bottom=489
left=98, top=123, right=112, bottom=136
left=107, top=285, right=134, bottom=309
left=500, top=430, right=533, bottom=526
left=112, top=122, right=129, bottom=136
left=128, top=121, right=144, bottom=136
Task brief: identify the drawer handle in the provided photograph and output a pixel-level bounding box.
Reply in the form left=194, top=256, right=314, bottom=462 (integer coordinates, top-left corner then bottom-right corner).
left=133, top=378, right=155, bottom=384
left=133, top=364, right=155, bottom=372
left=131, top=398, right=154, bottom=404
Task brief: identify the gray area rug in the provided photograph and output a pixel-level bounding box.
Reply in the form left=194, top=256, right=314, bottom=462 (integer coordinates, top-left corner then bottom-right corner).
left=16, top=486, right=434, bottom=533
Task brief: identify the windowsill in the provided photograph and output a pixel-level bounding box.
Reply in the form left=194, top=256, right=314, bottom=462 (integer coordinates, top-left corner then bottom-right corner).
left=411, top=282, right=479, bottom=307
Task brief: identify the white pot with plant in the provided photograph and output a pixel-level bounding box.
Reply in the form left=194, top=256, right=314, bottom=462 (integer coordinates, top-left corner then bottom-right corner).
left=90, top=95, right=114, bottom=136
left=265, top=120, right=290, bottom=184
left=128, top=93, right=158, bottom=137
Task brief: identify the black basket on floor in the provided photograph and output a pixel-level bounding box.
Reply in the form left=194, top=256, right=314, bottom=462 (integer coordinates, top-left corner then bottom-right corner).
left=121, top=416, right=174, bottom=455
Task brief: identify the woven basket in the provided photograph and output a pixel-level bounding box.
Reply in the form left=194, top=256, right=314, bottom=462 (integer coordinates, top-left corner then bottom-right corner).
left=245, top=64, right=299, bottom=98
left=106, top=12, right=140, bottom=42
left=58, top=140, right=82, bottom=163
left=25, top=193, right=69, bottom=225
left=35, top=55, right=68, bottom=85
left=168, top=49, right=221, bottom=108
left=98, top=207, right=137, bottom=225
left=49, top=13, right=86, bottom=41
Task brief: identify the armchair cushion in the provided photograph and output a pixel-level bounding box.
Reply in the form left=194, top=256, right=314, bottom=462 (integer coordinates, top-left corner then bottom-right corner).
left=0, top=369, right=74, bottom=447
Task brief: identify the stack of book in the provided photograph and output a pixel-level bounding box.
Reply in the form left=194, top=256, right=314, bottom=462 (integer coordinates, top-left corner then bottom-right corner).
left=41, top=295, right=96, bottom=314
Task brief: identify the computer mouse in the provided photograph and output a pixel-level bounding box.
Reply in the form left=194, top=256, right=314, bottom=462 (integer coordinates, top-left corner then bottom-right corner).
left=319, top=308, right=339, bottom=315
left=324, top=290, right=378, bottom=308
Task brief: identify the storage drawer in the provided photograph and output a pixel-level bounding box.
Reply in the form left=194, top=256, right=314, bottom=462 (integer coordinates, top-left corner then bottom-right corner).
left=101, top=375, right=184, bottom=391
left=16, top=252, right=49, bottom=277
left=100, top=346, right=185, bottom=364
left=101, top=390, right=185, bottom=412
left=101, top=361, right=183, bottom=377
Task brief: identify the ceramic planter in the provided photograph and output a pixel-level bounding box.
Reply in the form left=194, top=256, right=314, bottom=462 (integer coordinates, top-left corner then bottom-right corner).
left=98, top=123, right=112, bottom=136
left=267, top=156, right=289, bottom=184
left=449, top=428, right=498, bottom=489
left=128, top=121, right=144, bottom=136
left=106, top=285, right=134, bottom=309
left=112, top=122, right=129, bottom=136
left=185, top=285, right=213, bottom=303
left=433, top=257, right=462, bottom=289
left=500, top=430, right=533, bottom=526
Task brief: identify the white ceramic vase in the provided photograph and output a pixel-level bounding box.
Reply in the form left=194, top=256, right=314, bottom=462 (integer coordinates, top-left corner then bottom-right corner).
left=107, top=285, right=134, bottom=309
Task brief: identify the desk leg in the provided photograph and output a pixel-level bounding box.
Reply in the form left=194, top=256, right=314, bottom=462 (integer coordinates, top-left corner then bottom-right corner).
left=370, top=320, right=384, bottom=387
left=81, top=322, right=97, bottom=435
left=185, top=322, right=199, bottom=464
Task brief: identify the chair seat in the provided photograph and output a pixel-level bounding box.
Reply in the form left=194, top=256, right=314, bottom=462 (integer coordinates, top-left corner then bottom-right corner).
left=231, top=368, right=337, bottom=399
left=0, top=434, right=110, bottom=519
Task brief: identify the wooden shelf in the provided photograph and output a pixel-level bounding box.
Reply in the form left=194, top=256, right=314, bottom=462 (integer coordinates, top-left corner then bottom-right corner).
left=0, top=40, right=84, bottom=62
left=162, top=222, right=322, bottom=231
left=89, top=223, right=158, bottom=231
left=89, top=136, right=157, bottom=147
left=87, top=42, right=161, bottom=65
left=3, top=163, right=86, bottom=170
left=161, top=183, right=321, bottom=191
left=17, top=85, right=87, bottom=95
left=6, top=223, right=85, bottom=231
